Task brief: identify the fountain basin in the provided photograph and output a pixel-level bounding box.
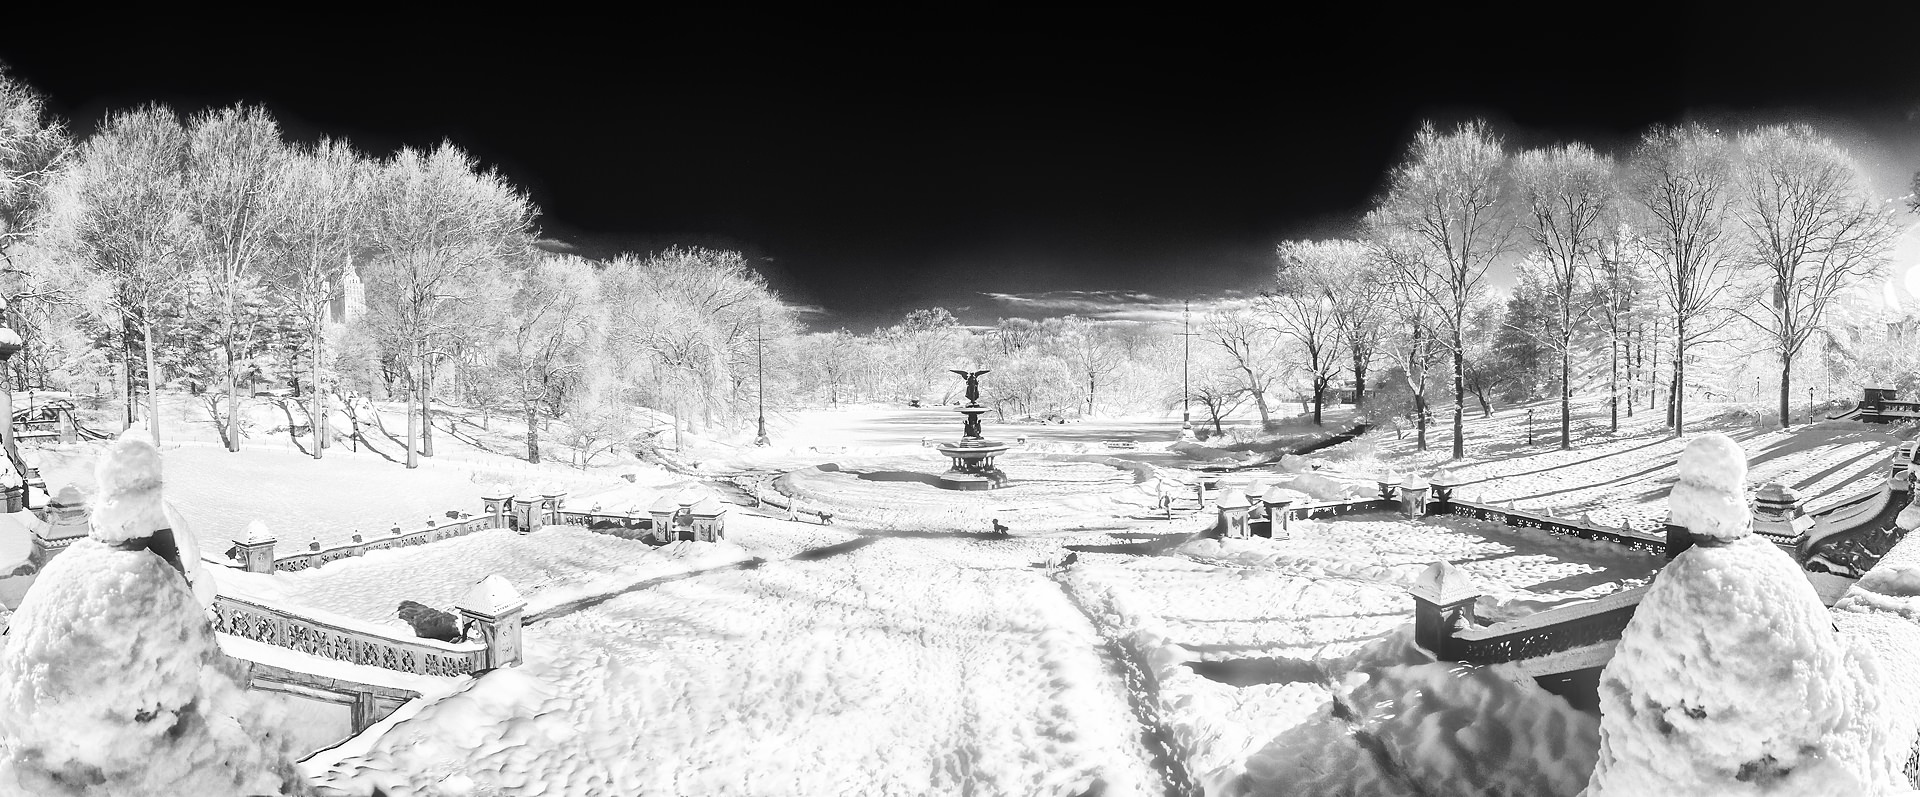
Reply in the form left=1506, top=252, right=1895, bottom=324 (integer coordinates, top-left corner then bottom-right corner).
left=934, top=439, right=1011, bottom=490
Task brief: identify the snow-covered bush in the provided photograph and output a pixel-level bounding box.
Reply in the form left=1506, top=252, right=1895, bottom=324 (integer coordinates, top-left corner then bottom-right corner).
left=0, top=438, right=310, bottom=795
left=1587, top=433, right=1898, bottom=795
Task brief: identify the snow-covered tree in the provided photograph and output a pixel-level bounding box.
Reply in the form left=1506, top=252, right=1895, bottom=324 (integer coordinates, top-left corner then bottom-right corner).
left=1367, top=120, right=1517, bottom=458
left=363, top=143, right=534, bottom=468
left=1730, top=124, right=1900, bottom=428
left=1202, top=308, right=1281, bottom=429
left=1513, top=142, right=1613, bottom=449
left=0, top=63, right=71, bottom=266
left=183, top=105, right=292, bottom=452
left=271, top=137, right=370, bottom=458
left=45, top=104, right=193, bottom=442
left=1625, top=123, right=1740, bottom=435
left=1269, top=240, right=1356, bottom=425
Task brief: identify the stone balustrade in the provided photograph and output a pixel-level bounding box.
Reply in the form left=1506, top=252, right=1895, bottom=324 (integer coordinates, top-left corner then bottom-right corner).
left=212, top=595, right=491, bottom=677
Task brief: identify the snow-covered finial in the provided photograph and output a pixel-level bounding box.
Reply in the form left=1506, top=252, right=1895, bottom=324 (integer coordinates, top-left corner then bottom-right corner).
left=89, top=437, right=166, bottom=544
left=243, top=520, right=274, bottom=544
left=1668, top=433, right=1750, bottom=544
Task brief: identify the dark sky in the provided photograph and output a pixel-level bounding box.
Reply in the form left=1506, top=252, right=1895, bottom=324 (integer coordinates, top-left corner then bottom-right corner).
left=4, top=9, right=1916, bottom=329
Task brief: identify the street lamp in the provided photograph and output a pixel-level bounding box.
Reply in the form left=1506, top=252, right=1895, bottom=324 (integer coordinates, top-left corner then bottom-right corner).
left=1177, top=300, right=1197, bottom=441
left=1526, top=409, right=1535, bottom=445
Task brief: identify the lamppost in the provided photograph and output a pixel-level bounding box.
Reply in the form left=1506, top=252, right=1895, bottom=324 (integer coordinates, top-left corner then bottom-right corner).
left=1177, top=300, right=1197, bottom=441
left=753, top=313, right=771, bottom=447
left=0, top=298, right=20, bottom=466
left=1526, top=408, right=1535, bottom=445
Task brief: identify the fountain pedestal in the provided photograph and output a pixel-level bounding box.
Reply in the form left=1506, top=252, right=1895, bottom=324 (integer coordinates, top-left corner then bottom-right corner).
left=935, top=391, right=1009, bottom=490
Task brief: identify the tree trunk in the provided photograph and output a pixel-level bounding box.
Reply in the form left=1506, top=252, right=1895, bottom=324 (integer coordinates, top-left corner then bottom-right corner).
left=119, top=321, right=134, bottom=431
left=1779, top=356, right=1793, bottom=429
left=405, top=367, right=420, bottom=469
left=1352, top=350, right=1367, bottom=410
left=1451, top=337, right=1465, bottom=460
left=421, top=354, right=436, bottom=457
left=1560, top=332, right=1572, bottom=450
left=525, top=400, right=541, bottom=464
left=1249, top=385, right=1272, bottom=429
left=1626, top=326, right=1636, bottom=418
left=1413, top=391, right=1428, bottom=451
left=141, top=311, right=162, bottom=449
left=1671, top=329, right=1686, bottom=436
left=1311, top=379, right=1324, bottom=426
left=310, top=316, right=325, bottom=459
left=1609, top=329, right=1619, bottom=433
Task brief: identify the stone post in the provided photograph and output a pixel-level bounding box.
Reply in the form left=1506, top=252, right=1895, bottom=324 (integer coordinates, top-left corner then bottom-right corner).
left=457, top=574, right=526, bottom=670
left=56, top=408, right=76, bottom=445
left=1216, top=488, right=1252, bottom=539
left=540, top=485, right=568, bottom=527
left=481, top=484, right=512, bottom=530
left=231, top=520, right=278, bottom=574
left=1401, top=474, right=1431, bottom=518
left=21, top=466, right=44, bottom=512
left=1896, top=442, right=1918, bottom=492
left=28, top=484, right=90, bottom=569
left=1261, top=485, right=1294, bottom=539
left=1377, top=473, right=1401, bottom=502
left=1751, top=482, right=1809, bottom=554
left=1410, top=561, right=1481, bottom=661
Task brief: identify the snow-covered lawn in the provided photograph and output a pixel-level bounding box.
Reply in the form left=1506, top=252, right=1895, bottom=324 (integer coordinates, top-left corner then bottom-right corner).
left=216, top=515, right=860, bottom=630
left=25, top=441, right=629, bottom=560
left=307, top=532, right=1169, bottom=797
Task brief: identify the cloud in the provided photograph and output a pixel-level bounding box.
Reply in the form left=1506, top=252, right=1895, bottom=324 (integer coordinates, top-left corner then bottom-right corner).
left=978, top=290, right=1257, bottom=327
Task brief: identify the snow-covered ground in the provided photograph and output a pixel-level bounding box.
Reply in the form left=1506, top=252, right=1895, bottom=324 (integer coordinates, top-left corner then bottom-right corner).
left=24, top=440, right=630, bottom=561
left=777, top=453, right=1161, bottom=532
left=306, top=530, right=1174, bottom=797
left=1060, top=511, right=1652, bottom=795
left=16, top=397, right=1904, bottom=795
left=1313, top=397, right=1903, bottom=531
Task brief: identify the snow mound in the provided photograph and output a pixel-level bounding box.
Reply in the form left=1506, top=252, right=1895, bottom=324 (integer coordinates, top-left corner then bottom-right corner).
left=1587, top=534, right=1896, bottom=795
left=0, top=540, right=306, bottom=796
left=1238, top=629, right=1600, bottom=797
left=1668, top=433, right=1751, bottom=544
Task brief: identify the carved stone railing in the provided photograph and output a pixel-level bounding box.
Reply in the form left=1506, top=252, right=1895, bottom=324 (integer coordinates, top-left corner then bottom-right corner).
left=212, top=595, right=487, bottom=678
left=1450, top=588, right=1647, bottom=665
left=272, top=515, right=508, bottom=572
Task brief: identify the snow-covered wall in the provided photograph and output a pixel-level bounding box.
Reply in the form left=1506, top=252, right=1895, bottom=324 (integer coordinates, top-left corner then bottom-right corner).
left=1833, top=530, right=1920, bottom=788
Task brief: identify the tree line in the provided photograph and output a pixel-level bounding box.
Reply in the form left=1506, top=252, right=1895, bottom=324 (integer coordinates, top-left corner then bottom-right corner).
left=1266, top=119, right=1907, bottom=457
left=0, top=66, right=788, bottom=468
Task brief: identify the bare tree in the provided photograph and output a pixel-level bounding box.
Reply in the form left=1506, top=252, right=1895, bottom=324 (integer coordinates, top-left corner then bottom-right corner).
left=1624, top=123, right=1740, bottom=436
left=501, top=254, right=600, bottom=463
left=271, top=137, right=368, bottom=458
left=1731, top=124, right=1900, bottom=428
left=1367, top=120, right=1516, bottom=458
left=364, top=143, right=534, bottom=468
left=1513, top=142, right=1613, bottom=449
left=46, top=105, right=192, bottom=446
left=1269, top=240, right=1354, bottom=425
left=0, top=64, right=72, bottom=270
left=1051, top=315, right=1120, bottom=417
left=1203, top=308, right=1280, bottom=428
left=184, top=105, right=291, bottom=451
left=603, top=247, right=784, bottom=437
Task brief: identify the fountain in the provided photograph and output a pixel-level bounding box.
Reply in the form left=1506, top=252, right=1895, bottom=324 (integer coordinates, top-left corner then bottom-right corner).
left=935, top=370, right=1010, bottom=490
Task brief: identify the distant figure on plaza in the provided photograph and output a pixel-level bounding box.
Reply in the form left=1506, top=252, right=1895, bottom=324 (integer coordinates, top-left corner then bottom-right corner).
left=1157, top=489, right=1173, bottom=519
left=991, top=518, right=1009, bottom=536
